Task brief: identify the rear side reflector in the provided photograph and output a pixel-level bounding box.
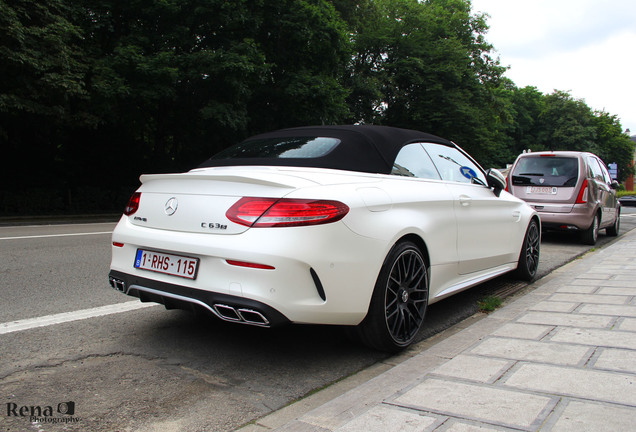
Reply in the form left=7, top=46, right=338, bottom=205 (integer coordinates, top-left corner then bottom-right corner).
left=226, top=260, right=275, bottom=270
left=112, top=242, right=124, bottom=248
left=226, top=197, right=349, bottom=227
left=124, top=192, right=141, bottom=216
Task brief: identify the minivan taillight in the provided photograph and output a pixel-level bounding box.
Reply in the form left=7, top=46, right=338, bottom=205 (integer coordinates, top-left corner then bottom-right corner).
left=575, top=179, right=588, bottom=204
left=124, top=192, right=141, bottom=216
left=226, top=197, right=349, bottom=227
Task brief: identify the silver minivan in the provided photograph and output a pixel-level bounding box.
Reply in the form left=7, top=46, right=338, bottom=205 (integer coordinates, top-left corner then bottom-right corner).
left=508, top=151, right=620, bottom=244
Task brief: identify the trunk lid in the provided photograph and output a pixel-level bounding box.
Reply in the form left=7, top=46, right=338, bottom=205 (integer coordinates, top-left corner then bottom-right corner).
left=129, top=166, right=380, bottom=234
left=131, top=167, right=321, bottom=234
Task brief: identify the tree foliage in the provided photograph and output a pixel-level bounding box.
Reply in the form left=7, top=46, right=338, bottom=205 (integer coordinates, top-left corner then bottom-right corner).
left=1, top=0, right=633, bottom=215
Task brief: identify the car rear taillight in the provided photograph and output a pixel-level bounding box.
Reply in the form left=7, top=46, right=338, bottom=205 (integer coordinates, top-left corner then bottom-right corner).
left=124, top=192, right=141, bottom=216
left=575, top=179, right=588, bottom=204
left=226, top=197, right=349, bottom=227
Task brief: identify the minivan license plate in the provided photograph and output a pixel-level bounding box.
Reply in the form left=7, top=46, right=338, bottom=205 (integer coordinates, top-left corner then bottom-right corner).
left=134, top=249, right=199, bottom=279
left=527, top=186, right=557, bottom=195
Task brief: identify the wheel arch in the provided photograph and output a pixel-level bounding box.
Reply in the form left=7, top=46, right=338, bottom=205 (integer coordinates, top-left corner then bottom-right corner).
left=516, top=214, right=541, bottom=262
left=394, top=233, right=431, bottom=271
left=365, top=232, right=431, bottom=317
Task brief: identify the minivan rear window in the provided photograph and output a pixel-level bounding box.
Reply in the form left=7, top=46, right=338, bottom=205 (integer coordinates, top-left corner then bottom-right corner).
left=512, top=156, right=579, bottom=187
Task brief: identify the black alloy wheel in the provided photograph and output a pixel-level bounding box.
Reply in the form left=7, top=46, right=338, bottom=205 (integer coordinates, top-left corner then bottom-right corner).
left=357, top=241, right=429, bottom=352
left=516, top=219, right=540, bottom=281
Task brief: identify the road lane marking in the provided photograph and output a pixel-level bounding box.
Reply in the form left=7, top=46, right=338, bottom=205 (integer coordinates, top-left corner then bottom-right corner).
left=0, top=301, right=157, bottom=335
left=0, top=231, right=112, bottom=240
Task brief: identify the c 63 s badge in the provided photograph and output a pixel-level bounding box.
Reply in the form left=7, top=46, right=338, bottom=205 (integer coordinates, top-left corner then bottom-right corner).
left=201, top=222, right=227, bottom=230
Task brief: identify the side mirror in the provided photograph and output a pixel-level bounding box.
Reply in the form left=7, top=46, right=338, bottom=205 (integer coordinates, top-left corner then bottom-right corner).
left=610, top=180, right=620, bottom=190
left=486, top=168, right=506, bottom=197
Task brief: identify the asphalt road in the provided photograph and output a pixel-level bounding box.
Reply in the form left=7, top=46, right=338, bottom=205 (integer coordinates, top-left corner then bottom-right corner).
left=1, top=208, right=635, bottom=431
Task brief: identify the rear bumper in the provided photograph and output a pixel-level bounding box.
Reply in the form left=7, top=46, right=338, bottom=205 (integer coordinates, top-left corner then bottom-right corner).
left=534, top=204, right=594, bottom=230
left=108, top=269, right=289, bottom=327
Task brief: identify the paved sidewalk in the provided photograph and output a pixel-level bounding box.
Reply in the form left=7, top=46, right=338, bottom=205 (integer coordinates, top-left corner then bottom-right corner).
left=240, top=228, right=636, bottom=432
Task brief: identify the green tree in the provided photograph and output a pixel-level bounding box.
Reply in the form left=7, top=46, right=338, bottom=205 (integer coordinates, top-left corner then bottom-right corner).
left=246, top=0, right=351, bottom=131
left=536, top=90, right=597, bottom=153
left=593, top=111, right=635, bottom=182
left=508, top=85, right=546, bottom=155
left=74, top=0, right=351, bottom=172
left=73, top=0, right=270, bottom=175
left=0, top=0, right=87, bottom=187
left=337, top=0, right=390, bottom=124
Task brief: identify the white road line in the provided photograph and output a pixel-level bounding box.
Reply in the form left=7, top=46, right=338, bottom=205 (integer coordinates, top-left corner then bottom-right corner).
left=0, top=231, right=112, bottom=240
left=0, top=301, right=157, bottom=335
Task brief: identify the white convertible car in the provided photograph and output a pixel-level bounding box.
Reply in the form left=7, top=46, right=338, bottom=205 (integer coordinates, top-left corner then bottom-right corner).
left=109, top=125, right=540, bottom=351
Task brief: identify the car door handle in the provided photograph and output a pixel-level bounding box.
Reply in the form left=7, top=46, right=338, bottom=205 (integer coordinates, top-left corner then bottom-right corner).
left=459, top=195, right=472, bottom=206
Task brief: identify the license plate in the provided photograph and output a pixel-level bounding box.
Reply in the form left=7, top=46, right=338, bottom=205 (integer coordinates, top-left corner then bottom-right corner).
left=134, top=249, right=199, bottom=280
left=527, top=186, right=557, bottom=195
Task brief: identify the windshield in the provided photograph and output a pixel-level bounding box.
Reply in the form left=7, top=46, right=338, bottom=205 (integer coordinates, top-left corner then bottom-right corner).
left=512, top=156, right=579, bottom=187
left=212, top=137, right=340, bottom=159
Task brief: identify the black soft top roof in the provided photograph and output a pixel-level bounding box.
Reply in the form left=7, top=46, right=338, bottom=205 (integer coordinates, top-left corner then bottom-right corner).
left=198, top=125, right=453, bottom=174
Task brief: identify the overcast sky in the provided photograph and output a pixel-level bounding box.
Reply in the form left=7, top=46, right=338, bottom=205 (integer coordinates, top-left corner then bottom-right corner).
left=471, top=0, right=636, bottom=135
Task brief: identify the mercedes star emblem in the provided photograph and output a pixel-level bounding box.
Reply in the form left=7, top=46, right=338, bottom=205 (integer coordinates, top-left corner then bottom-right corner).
left=164, top=197, right=178, bottom=216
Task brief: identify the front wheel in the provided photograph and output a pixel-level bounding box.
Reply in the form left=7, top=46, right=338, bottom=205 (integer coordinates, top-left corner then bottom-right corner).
left=516, top=219, right=540, bottom=281
left=355, top=241, right=429, bottom=352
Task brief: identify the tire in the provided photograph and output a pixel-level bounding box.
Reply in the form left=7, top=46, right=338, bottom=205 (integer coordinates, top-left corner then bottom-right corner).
left=606, top=209, right=620, bottom=237
left=355, top=241, right=429, bottom=352
left=515, top=219, right=540, bottom=281
left=581, top=213, right=600, bottom=245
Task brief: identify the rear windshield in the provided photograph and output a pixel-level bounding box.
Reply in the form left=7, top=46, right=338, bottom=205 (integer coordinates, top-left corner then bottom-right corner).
left=511, top=156, right=579, bottom=187
left=212, top=136, right=340, bottom=159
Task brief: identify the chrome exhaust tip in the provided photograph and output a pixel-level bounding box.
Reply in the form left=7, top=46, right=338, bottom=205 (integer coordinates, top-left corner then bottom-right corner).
left=109, top=276, right=126, bottom=293
left=237, top=308, right=270, bottom=326
left=213, top=304, right=270, bottom=327
left=213, top=304, right=242, bottom=322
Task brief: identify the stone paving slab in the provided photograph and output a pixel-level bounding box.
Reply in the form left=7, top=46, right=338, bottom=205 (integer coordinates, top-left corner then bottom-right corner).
left=391, top=378, right=556, bottom=430
left=594, top=348, right=636, bottom=374
left=335, top=405, right=437, bottom=432
left=429, top=354, right=511, bottom=383
left=530, top=300, right=578, bottom=312
left=503, top=363, right=636, bottom=406
left=550, top=326, right=636, bottom=349
left=517, top=311, right=614, bottom=328
left=578, top=303, right=636, bottom=317
left=598, top=287, right=636, bottom=295
left=548, top=293, right=630, bottom=304
left=491, top=323, right=553, bottom=340
left=619, top=317, right=636, bottom=331
left=469, top=336, right=591, bottom=365
left=548, top=400, right=636, bottom=432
